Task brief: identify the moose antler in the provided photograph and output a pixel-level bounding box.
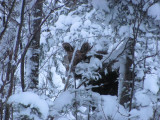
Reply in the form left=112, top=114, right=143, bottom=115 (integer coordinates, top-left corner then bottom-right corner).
left=63, top=42, right=74, bottom=53
left=63, top=42, right=92, bottom=66
left=63, top=42, right=92, bottom=91
left=80, top=42, right=92, bottom=53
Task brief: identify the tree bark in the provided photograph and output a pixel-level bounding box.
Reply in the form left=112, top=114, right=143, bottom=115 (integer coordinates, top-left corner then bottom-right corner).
left=0, top=0, right=16, bottom=41
left=28, top=0, right=43, bottom=89
left=13, top=0, right=26, bottom=91
left=119, top=38, right=135, bottom=108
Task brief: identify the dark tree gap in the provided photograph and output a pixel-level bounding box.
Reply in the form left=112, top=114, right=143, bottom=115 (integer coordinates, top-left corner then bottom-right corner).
left=88, top=70, right=119, bottom=96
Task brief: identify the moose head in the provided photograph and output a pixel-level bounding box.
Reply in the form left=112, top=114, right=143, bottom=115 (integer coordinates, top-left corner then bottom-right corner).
left=63, top=42, right=92, bottom=72
left=62, top=42, right=119, bottom=95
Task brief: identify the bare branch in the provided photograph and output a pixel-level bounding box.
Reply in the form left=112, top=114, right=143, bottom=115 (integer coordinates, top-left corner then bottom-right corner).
left=135, top=53, right=158, bottom=66
left=14, top=0, right=26, bottom=61
left=0, top=0, right=16, bottom=40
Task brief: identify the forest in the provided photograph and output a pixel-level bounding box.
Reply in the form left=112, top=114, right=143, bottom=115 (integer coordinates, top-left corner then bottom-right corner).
left=0, top=0, right=160, bottom=120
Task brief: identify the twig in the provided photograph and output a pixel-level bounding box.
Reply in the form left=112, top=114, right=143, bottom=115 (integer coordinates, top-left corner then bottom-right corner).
left=135, top=53, right=158, bottom=66
left=102, top=39, right=125, bottom=63
left=39, top=49, right=60, bottom=70
left=0, top=0, right=16, bottom=40
left=116, top=104, right=129, bottom=118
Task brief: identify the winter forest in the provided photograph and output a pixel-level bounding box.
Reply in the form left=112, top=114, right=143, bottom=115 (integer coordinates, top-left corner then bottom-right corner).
left=0, top=0, right=160, bottom=120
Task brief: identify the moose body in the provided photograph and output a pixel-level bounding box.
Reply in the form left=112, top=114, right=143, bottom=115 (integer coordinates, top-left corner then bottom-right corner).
left=63, top=42, right=118, bottom=95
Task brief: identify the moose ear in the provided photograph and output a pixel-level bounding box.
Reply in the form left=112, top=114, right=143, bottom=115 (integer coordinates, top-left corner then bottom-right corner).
left=80, top=42, right=91, bottom=53
left=63, top=42, right=74, bottom=52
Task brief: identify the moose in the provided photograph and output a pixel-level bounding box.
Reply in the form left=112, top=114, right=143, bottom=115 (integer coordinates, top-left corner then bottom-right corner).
left=63, top=42, right=118, bottom=95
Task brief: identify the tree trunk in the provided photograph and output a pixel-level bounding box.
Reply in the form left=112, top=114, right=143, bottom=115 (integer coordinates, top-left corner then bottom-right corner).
left=119, top=38, right=135, bottom=108
left=27, top=0, right=43, bottom=89
left=13, top=0, right=26, bottom=91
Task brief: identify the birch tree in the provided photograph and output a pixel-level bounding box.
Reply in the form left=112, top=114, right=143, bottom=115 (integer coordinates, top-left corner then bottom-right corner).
left=26, top=0, right=43, bottom=89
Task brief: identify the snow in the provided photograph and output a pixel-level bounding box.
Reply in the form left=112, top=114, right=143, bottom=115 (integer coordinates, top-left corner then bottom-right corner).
left=95, top=43, right=103, bottom=51
left=148, top=3, right=160, bottom=20
left=144, top=74, right=159, bottom=94
left=128, top=6, right=134, bottom=14
left=101, top=95, right=128, bottom=120
left=8, top=92, right=49, bottom=119
left=78, top=106, right=87, bottom=113
left=85, top=9, right=95, bottom=19
left=57, top=117, right=69, bottom=120
left=63, top=35, right=70, bottom=42
left=70, top=21, right=82, bottom=31
left=135, top=91, right=151, bottom=106
left=91, top=0, right=110, bottom=12
left=130, top=107, right=153, bottom=120
left=53, top=91, right=74, bottom=111
left=89, top=57, right=102, bottom=69
left=51, top=66, right=64, bottom=90
left=81, top=30, right=89, bottom=38
left=75, top=57, right=102, bottom=79
left=84, top=20, right=91, bottom=28
left=55, top=16, right=66, bottom=29
left=132, top=0, right=141, bottom=5
left=104, top=25, right=113, bottom=36
left=56, top=112, right=75, bottom=120
left=136, top=70, right=144, bottom=79
left=118, top=25, right=131, bottom=37
left=55, top=14, right=82, bottom=30
left=118, top=56, right=126, bottom=101
left=26, top=0, right=37, bottom=10
left=0, top=72, right=3, bottom=85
